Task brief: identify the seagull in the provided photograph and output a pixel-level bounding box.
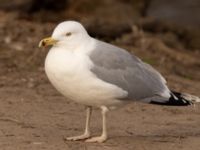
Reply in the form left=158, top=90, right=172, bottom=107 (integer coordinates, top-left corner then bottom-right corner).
left=39, top=21, right=200, bottom=143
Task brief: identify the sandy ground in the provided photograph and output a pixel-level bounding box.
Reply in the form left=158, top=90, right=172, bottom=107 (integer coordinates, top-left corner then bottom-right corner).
left=0, top=11, right=200, bottom=150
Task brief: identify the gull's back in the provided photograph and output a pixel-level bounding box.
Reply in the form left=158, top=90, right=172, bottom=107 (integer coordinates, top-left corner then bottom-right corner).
left=89, top=39, right=170, bottom=102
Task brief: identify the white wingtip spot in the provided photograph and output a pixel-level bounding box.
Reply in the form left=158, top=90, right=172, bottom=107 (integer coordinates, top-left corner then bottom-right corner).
left=182, top=93, right=200, bottom=103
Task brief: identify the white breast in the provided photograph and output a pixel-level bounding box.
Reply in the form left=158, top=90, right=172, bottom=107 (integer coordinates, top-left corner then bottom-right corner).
left=44, top=47, right=127, bottom=107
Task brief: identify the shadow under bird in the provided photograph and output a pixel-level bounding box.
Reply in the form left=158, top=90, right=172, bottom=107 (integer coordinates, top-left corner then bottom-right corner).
left=39, top=21, right=200, bottom=143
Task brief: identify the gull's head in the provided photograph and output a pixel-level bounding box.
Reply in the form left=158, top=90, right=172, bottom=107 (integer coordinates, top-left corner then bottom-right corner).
left=39, top=21, right=90, bottom=49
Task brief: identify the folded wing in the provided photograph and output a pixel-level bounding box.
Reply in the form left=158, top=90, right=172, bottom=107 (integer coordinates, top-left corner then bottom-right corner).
left=89, top=40, right=170, bottom=102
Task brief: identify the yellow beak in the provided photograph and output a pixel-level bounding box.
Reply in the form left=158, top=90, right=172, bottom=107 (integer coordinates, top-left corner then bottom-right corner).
left=39, top=37, right=58, bottom=48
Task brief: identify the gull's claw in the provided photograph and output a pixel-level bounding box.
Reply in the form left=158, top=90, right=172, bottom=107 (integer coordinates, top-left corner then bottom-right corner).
left=85, top=135, right=107, bottom=143
left=66, top=133, right=91, bottom=141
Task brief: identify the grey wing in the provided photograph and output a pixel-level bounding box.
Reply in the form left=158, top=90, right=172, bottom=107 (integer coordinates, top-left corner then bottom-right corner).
left=89, top=40, right=169, bottom=101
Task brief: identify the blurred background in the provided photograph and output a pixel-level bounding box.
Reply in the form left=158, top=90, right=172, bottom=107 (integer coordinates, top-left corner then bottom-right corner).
left=0, top=1, right=200, bottom=149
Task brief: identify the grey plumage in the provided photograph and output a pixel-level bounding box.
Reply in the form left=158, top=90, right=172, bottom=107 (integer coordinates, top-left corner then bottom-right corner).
left=89, top=40, right=169, bottom=101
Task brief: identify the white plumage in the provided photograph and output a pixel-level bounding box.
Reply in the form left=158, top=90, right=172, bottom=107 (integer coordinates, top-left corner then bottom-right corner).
left=39, top=21, right=199, bottom=143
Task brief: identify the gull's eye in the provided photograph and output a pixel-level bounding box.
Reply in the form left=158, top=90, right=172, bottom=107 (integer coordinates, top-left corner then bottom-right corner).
left=65, top=32, right=72, bottom=37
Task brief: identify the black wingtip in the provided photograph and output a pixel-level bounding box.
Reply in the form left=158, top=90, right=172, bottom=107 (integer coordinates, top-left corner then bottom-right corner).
left=150, top=91, right=193, bottom=106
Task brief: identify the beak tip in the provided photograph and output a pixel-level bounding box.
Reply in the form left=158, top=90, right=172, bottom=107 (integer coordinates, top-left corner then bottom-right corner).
left=38, top=37, right=57, bottom=48
left=38, top=40, right=44, bottom=48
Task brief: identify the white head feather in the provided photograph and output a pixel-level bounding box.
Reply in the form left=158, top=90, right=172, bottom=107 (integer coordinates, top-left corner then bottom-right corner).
left=51, top=21, right=90, bottom=49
